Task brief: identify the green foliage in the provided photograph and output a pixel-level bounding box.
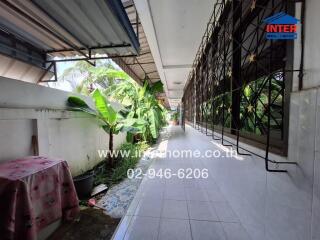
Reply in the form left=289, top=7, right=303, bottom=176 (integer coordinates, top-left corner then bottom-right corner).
left=61, top=60, right=131, bottom=95
left=240, top=75, right=283, bottom=135
left=171, top=111, right=179, bottom=121
left=204, top=74, right=283, bottom=137
left=148, top=109, right=159, bottom=139
left=110, top=142, right=149, bottom=182
left=149, top=80, right=164, bottom=94
left=68, top=89, right=142, bottom=165
left=66, top=61, right=167, bottom=182
left=105, top=79, right=167, bottom=143
left=68, top=90, right=141, bottom=135
left=92, top=89, right=117, bottom=126
left=94, top=142, right=150, bottom=186
left=67, top=96, right=97, bottom=116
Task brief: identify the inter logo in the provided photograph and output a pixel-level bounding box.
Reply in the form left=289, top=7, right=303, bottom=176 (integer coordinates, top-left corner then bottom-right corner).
left=263, top=12, right=299, bottom=40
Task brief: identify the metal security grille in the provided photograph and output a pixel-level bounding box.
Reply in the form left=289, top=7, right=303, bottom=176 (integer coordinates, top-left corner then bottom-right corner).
left=182, top=0, right=301, bottom=172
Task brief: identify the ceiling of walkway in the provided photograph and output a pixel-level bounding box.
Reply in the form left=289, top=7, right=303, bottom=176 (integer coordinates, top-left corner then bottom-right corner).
left=134, top=0, right=215, bottom=108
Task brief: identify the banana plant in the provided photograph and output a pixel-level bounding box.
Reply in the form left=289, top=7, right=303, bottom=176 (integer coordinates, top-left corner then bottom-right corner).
left=68, top=89, right=141, bottom=166
left=105, top=79, right=166, bottom=143
left=60, top=60, right=130, bottom=95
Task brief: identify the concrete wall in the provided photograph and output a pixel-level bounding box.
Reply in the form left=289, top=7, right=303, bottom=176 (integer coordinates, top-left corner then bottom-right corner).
left=283, top=1, right=320, bottom=239
left=0, top=77, right=126, bottom=176
left=218, top=88, right=319, bottom=240
left=286, top=89, right=319, bottom=240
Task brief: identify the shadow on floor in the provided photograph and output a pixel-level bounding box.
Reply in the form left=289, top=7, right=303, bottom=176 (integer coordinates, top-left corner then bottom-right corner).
left=48, top=208, right=120, bottom=240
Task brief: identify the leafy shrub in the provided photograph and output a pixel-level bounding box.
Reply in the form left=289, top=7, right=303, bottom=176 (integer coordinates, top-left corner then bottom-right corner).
left=94, top=142, right=150, bottom=186
left=111, top=142, right=149, bottom=182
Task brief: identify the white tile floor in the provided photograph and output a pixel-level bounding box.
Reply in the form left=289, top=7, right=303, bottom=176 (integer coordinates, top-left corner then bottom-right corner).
left=112, top=123, right=315, bottom=240
left=112, top=125, right=251, bottom=240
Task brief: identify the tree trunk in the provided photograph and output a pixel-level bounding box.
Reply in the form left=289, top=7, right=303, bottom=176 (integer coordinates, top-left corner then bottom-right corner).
left=108, top=129, right=113, bottom=167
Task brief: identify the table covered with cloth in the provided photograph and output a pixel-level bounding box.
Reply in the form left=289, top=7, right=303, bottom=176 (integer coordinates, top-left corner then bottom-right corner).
left=0, top=156, right=79, bottom=240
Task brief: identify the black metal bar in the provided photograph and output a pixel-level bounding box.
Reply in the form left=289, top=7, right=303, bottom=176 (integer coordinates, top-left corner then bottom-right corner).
left=54, top=61, right=57, bottom=82
left=298, top=0, right=305, bottom=90
left=232, top=0, right=250, bottom=156
left=211, top=4, right=221, bottom=141
left=205, top=22, right=210, bottom=136
left=136, top=10, right=140, bottom=42
left=221, top=14, right=232, bottom=147
left=264, top=0, right=291, bottom=172
left=208, top=127, right=295, bottom=164
left=231, top=0, right=242, bottom=135
left=37, top=62, right=56, bottom=83
left=106, top=0, right=140, bottom=54
left=181, top=0, right=298, bottom=172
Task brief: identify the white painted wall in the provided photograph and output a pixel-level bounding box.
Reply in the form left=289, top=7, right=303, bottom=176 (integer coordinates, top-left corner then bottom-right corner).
left=0, top=77, right=126, bottom=176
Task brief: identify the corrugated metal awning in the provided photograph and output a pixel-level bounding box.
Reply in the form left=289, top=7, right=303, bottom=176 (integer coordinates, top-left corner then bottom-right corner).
left=0, top=53, right=52, bottom=83
left=114, top=0, right=160, bottom=84
left=113, top=0, right=170, bottom=108
left=0, top=0, right=139, bottom=61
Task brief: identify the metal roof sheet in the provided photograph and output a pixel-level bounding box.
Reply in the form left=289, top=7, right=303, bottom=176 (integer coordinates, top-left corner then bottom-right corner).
left=112, top=0, right=169, bottom=108
left=0, top=0, right=139, bottom=58
left=0, top=53, right=52, bottom=84
left=0, top=0, right=140, bottom=83
left=112, top=0, right=160, bottom=84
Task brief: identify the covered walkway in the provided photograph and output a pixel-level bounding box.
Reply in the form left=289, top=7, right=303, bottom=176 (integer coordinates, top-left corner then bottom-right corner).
left=112, top=124, right=307, bottom=240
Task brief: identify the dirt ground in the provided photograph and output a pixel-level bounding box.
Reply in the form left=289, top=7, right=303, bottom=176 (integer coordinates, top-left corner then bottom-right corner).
left=48, top=208, right=120, bottom=240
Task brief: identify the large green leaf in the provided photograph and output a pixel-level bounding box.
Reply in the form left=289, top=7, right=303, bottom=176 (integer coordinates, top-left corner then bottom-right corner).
left=67, top=96, right=97, bottom=116
left=139, top=81, right=148, bottom=100
left=92, top=89, right=117, bottom=125
left=148, top=109, right=159, bottom=139
left=118, top=117, right=146, bottom=135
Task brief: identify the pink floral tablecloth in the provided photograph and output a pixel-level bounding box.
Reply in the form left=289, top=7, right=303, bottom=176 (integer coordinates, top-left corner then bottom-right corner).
left=0, top=156, right=79, bottom=240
